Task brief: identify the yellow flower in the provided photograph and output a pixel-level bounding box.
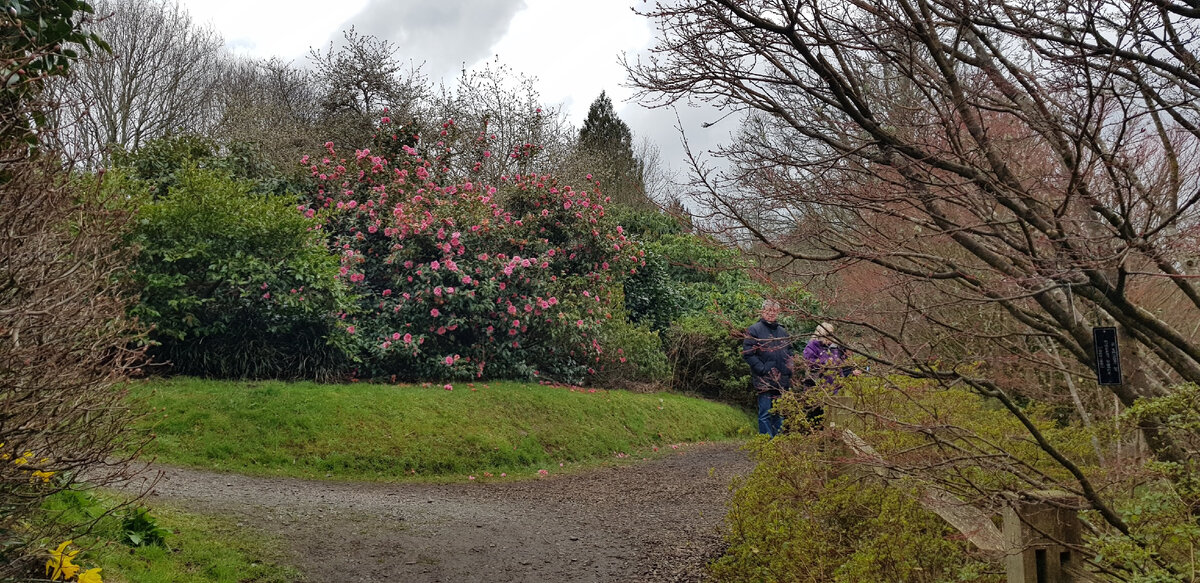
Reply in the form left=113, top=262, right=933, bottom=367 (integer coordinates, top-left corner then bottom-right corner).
left=31, top=469, right=55, bottom=483
left=77, top=567, right=103, bottom=583
left=45, top=540, right=80, bottom=581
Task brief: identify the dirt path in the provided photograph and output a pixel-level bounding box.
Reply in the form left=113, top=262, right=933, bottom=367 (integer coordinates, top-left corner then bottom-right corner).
left=116, top=442, right=754, bottom=583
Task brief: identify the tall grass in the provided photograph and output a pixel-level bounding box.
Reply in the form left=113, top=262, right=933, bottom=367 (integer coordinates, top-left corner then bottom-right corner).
left=131, top=378, right=752, bottom=480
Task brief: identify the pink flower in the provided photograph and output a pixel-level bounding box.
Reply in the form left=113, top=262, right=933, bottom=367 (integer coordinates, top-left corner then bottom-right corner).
left=431, top=308, right=441, bottom=317
left=444, top=383, right=453, bottom=391
left=346, top=326, right=356, bottom=334
left=382, top=289, right=392, bottom=297
left=403, top=333, right=413, bottom=343
left=538, top=469, right=549, bottom=477
left=431, top=260, right=441, bottom=270
left=444, top=356, right=454, bottom=366
left=392, top=332, right=401, bottom=340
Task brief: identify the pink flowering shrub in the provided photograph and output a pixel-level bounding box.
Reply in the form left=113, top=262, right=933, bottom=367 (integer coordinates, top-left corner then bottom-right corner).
left=302, top=139, right=653, bottom=383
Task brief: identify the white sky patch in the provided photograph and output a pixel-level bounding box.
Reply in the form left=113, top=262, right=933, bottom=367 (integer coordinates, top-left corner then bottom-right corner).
left=179, top=0, right=370, bottom=60
left=479, top=0, right=652, bottom=126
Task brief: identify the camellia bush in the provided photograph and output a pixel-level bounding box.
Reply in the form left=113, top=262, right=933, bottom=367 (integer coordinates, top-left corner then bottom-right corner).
left=301, top=138, right=658, bottom=384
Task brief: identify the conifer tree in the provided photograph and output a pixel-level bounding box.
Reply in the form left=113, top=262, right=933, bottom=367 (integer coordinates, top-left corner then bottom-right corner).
left=577, top=91, right=650, bottom=208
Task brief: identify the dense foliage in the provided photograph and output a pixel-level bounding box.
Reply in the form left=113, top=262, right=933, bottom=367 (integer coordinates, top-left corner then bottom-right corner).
left=126, top=168, right=352, bottom=379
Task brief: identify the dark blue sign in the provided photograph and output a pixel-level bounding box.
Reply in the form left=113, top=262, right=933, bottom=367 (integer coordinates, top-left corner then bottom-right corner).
left=1093, top=327, right=1121, bottom=386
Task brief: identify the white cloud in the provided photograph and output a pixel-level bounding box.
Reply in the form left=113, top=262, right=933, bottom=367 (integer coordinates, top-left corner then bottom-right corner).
left=179, top=0, right=370, bottom=60
left=479, top=0, right=651, bottom=125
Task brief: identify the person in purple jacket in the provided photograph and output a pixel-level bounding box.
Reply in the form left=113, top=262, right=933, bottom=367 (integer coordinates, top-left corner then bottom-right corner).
left=800, top=322, right=857, bottom=429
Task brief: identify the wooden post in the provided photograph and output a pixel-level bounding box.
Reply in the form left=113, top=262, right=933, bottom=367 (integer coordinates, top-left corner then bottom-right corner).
left=825, top=394, right=852, bottom=429
left=1004, top=492, right=1083, bottom=583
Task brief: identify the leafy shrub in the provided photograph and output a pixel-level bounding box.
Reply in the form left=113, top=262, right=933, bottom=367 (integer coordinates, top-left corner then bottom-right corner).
left=120, top=507, right=169, bottom=548
left=301, top=141, right=651, bottom=385
left=127, top=168, right=353, bottom=379
left=623, top=245, right=683, bottom=331
left=711, top=437, right=1000, bottom=582
left=592, top=309, right=670, bottom=388
left=113, top=134, right=303, bottom=197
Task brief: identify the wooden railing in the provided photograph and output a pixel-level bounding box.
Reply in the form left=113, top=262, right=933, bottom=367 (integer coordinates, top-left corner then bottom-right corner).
left=823, top=396, right=1086, bottom=582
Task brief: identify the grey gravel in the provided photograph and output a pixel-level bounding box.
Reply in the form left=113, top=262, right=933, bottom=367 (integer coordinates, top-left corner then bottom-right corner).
left=111, top=441, right=754, bottom=583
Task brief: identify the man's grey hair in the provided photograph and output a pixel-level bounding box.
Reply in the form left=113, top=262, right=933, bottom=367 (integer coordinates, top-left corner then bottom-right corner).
left=762, top=299, right=781, bottom=310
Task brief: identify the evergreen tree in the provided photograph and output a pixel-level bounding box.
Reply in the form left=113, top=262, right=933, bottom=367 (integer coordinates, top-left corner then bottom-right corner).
left=577, top=91, right=650, bottom=208
left=580, top=91, right=633, bottom=153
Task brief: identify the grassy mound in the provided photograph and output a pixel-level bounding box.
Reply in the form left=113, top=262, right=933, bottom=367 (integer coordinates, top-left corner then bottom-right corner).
left=130, top=378, right=752, bottom=480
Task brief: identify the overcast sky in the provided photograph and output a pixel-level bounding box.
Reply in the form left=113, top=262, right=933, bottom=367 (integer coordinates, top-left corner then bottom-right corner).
left=175, top=0, right=731, bottom=185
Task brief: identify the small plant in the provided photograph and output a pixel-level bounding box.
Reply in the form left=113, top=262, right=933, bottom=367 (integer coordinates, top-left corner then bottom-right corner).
left=119, top=507, right=169, bottom=548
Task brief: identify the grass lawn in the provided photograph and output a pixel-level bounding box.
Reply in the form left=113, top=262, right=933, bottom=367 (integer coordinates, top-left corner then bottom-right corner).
left=129, top=377, right=753, bottom=481
left=38, top=490, right=300, bottom=583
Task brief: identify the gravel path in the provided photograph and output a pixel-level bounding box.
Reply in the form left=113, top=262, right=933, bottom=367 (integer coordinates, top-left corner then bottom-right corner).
left=116, top=441, right=754, bottom=583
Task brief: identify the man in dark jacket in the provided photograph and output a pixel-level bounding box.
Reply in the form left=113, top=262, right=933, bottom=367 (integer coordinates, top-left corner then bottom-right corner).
left=743, top=299, right=793, bottom=437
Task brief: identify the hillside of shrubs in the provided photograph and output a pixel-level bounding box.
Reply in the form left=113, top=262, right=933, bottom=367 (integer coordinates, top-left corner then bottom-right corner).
left=116, top=131, right=800, bottom=407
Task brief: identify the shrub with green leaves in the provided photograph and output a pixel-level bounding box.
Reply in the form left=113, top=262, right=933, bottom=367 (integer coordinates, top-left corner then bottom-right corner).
left=112, top=134, right=303, bottom=198
left=127, top=168, right=353, bottom=379
left=712, top=437, right=1000, bottom=583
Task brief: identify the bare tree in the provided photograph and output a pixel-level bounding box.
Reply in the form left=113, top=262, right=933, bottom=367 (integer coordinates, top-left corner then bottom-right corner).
left=308, top=28, right=426, bottom=152
left=52, top=0, right=226, bottom=165
left=630, top=0, right=1200, bottom=572
left=421, top=59, right=575, bottom=184
left=213, top=57, right=324, bottom=171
